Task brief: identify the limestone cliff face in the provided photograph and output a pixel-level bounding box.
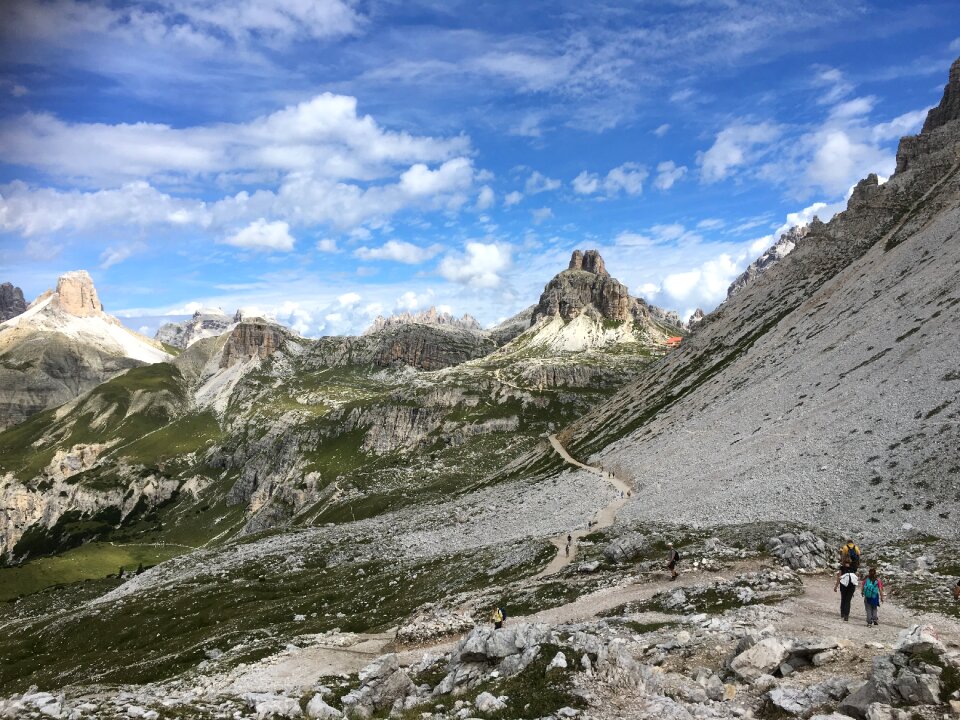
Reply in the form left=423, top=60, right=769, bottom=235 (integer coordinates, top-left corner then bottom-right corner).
left=220, top=322, right=286, bottom=368
left=727, top=225, right=809, bottom=300
left=532, top=250, right=631, bottom=323
left=363, top=307, right=481, bottom=335
left=921, top=56, right=960, bottom=133
left=52, top=271, right=103, bottom=317
left=0, top=283, right=26, bottom=322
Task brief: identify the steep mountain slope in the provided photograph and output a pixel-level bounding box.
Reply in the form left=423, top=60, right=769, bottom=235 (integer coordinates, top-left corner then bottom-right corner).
left=519, top=58, right=960, bottom=537
left=0, top=271, right=173, bottom=430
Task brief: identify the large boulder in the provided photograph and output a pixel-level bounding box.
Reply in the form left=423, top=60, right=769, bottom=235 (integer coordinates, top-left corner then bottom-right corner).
left=730, top=638, right=791, bottom=681
left=767, top=531, right=832, bottom=570
left=893, top=625, right=945, bottom=656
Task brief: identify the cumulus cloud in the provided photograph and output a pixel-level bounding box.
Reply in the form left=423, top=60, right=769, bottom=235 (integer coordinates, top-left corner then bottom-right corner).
left=438, top=242, right=511, bottom=288
left=316, top=238, right=339, bottom=253
left=354, top=240, right=442, bottom=264
left=573, top=163, right=647, bottom=197
left=699, top=123, right=780, bottom=183
left=653, top=160, right=687, bottom=190
left=223, top=219, right=295, bottom=251
left=525, top=171, right=561, bottom=194
left=0, top=93, right=470, bottom=186
left=503, top=190, right=523, bottom=207
left=337, top=291, right=361, bottom=307
left=531, top=207, right=553, bottom=224
left=653, top=123, right=670, bottom=137
left=476, top=185, right=495, bottom=210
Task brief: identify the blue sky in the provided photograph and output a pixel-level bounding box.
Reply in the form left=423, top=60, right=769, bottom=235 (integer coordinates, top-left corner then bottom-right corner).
left=1, top=0, right=958, bottom=337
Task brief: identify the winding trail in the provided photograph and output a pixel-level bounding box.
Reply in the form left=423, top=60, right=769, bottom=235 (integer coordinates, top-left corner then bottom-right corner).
left=536, top=434, right=633, bottom=577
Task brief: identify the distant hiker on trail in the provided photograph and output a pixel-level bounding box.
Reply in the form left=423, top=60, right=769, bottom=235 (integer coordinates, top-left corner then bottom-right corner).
left=567, top=533, right=572, bottom=544
left=840, top=539, right=861, bottom=572
left=491, top=606, right=505, bottom=629
left=862, top=567, right=885, bottom=626
left=833, top=559, right=859, bottom=622
left=666, top=543, right=680, bottom=581
left=952, top=579, right=959, bottom=601
left=565, top=543, right=570, bottom=558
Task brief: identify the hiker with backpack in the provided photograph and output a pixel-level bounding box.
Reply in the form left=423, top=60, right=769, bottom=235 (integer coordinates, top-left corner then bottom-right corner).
left=833, top=559, right=859, bottom=621
left=665, top=542, right=681, bottom=581
left=841, top=539, right=861, bottom=572
left=491, top=606, right=506, bottom=630
left=862, top=567, right=885, bottom=626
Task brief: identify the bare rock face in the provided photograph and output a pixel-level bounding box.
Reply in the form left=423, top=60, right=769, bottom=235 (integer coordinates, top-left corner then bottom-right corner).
left=687, top=308, right=705, bottom=328
left=363, top=307, right=481, bottom=335
left=156, top=308, right=233, bottom=349
left=533, top=250, right=630, bottom=323
left=727, top=225, right=809, bottom=299
left=0, top=283, right=27, bottom=322
left=52, top=270, right=103, bottom=317
left=220, top=322, right=286, bottom=368
left=921, top=56, right=960, bottom=133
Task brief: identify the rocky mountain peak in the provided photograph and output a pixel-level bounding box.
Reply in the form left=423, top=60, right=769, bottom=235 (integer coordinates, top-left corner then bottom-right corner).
left=921, top=56, right=960, bottom=133
left=687, top=308, right=705, bottom=328
left=568, top=249, right=608, bottom=276
left=727, top=225, right=810, bottom=300
left=219, top=321, right=286, bottom=368
left=533, top=249, right=629, bottom=323
left=53, top=270, right=103, bottom=318
left=363, top=307, right=482, bottom=336
left=0, top=282, right=27, bottom=322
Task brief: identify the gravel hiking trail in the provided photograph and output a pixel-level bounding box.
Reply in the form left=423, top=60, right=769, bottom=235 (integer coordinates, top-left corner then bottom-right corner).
left=220, top=563, right=960, bottom=694
left=537, top=434, right=633, bottom=577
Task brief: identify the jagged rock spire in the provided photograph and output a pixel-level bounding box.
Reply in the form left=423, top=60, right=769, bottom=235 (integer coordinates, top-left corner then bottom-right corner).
left=922, top=56, right=960, bottom=133
left=568, top=249, right=609, bottom=276
left=54, top=271, right=104, bottom=318
left=0, top=283, right=27, bottom=322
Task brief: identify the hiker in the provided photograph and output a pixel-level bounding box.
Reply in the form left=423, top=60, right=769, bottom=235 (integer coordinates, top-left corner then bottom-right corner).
left=491, top=606, right=505, bottom=630
left=565, top=543, right=570, bottom=558
left=665, top=542, right=680, bottom=581
left=840, top=539, right=861, bottom=573
left=862, top=567, right=885, bottom=626
left=833, top=559, right=859, bottom=621
left=952, top=579, right=959, bottom=601
left=567, top=533, right=572, bottom=545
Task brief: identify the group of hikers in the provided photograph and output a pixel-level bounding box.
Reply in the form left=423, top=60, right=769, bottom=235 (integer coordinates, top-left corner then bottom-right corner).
left=491, top=535, right=960, bottom=629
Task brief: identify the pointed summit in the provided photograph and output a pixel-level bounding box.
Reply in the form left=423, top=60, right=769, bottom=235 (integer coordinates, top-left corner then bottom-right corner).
left=534, top=249, right=629, bottom=323
left=568, top=249, right=608, bottom=275
left=922, top=56, right=960, bottom=133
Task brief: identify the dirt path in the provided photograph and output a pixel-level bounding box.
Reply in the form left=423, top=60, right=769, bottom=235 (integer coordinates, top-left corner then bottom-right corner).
left=536, top=435, right=633, bottom=577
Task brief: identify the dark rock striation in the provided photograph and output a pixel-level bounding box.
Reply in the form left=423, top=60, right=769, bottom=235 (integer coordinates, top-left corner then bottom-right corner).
left=0, top=283, right=27, bottom=322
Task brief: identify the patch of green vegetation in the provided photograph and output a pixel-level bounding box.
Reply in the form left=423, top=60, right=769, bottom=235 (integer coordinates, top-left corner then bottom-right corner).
left=0, top=542, right=181, bottom=601
left=480, top=642, right=586, bottom=719
left=120, top=411, right=224, bottom=464
left=0, top=539, right=547, bottom=692
left=911, top=648, right=960, bottom=701
left=160, top=343, right=182, bottom=357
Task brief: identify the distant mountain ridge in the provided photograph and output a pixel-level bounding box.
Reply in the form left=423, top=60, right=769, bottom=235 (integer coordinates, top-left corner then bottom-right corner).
left=363, top=307, right=482, bottom=335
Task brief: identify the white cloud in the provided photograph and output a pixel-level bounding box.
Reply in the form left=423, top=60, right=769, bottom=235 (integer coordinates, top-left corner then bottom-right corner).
left=830, top=96, right=875, bottom=119
left=525, top=171, right=561, bottom=194
left=399, top=158, right=473, bottom=196
left=476, top=185, right=495, bottom=210
left=354, top=240, right=441, bottom=264
left=337, top=291, right=361, bottom=307
left=871, top=109, right=928, bottom=142
left=503, top=190, right=524, bottom=207
left=653, top=160, right=687, bottom=190
left=572, top=171, right=600, bottom=195
left=99, top=243, right=144, bottom=269
left=696, top=218, right=725, bottom=230
left=573, top=163, right=647, bottom=197
left=653, top=123, right=670, bottom=137
left=531, top=207, right=553, bottom=224
left=699, top=123, right=780, bottom=183
left=438, top=242, right=511, bottom=288
left=0, top=93, right=470, bottom=185
left=670, top=88, right=695, bottom=104
left=614, top=231, right=653, bottom=247
left=223, top=219, right=295, bottom=251
left=316, top=238, right=339, bottom=253
left=395, top=289, right=435, bottom=310
left=812, top=66, right=853, bottom=105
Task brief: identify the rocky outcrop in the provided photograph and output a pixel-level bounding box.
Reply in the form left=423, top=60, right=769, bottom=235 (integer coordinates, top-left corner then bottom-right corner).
left=921, top=56, right=960, bottom=133
left=487, top=305, right=535, bottom=346
left=0, top=283, right=26, bottom=322
left=395, top=604, right=476, bottom=644
left=155, top=308, right=233, bottom=349
left=52, top=270, right=103, bottom=317
left=687, top=308, right=705, bottom=328
left=532, top=250, right=631, bottom=323
left=767, top=531, right=833, bottom=570
left=363, top=307, right=481, bottom=335
left=219, top=322, right=286, bottom=368
left=727, top=225, right=809, bottom=299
